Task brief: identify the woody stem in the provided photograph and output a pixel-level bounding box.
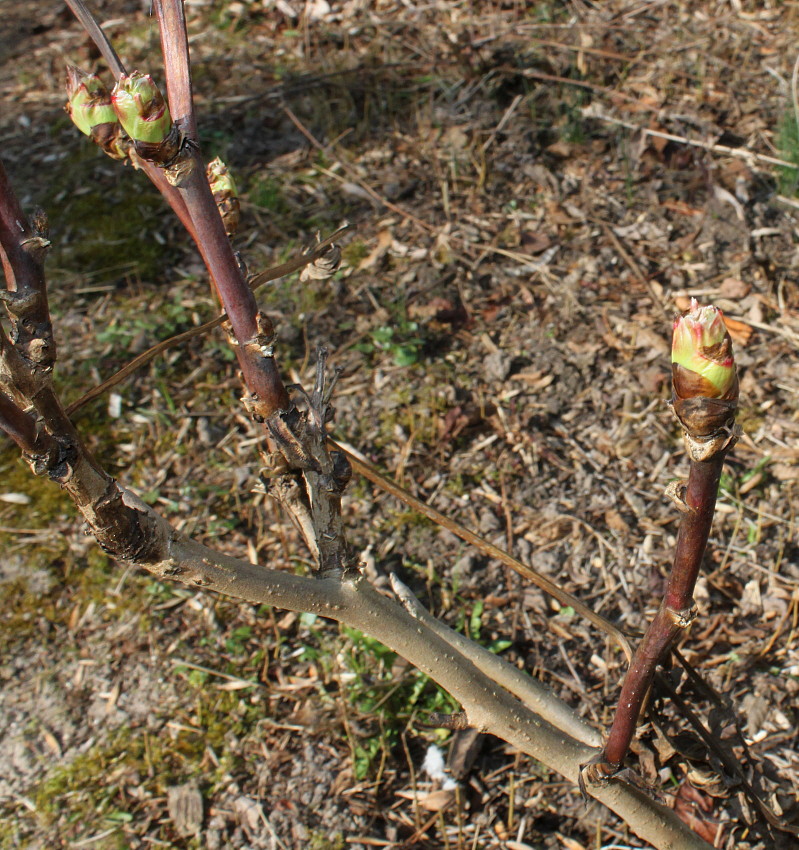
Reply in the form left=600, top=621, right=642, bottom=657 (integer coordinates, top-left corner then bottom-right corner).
left=593, top=448, right=728, bottom=777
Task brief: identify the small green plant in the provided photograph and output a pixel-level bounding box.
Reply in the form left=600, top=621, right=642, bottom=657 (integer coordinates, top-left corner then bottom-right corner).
left=356, top=319, right=425, bottom=366
left=339, top=626, right=458, bottom=778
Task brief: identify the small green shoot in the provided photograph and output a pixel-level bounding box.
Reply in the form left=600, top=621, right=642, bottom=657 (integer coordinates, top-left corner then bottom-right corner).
left=356, top=320, right=425, bottom=366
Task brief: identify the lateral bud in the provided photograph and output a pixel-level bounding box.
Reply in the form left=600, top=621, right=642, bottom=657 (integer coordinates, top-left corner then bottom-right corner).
left=111, top=71, right=187, bottom=177
left=206, top=157, right=240, bottom=237
left=65, top=65, right=129, bottom=160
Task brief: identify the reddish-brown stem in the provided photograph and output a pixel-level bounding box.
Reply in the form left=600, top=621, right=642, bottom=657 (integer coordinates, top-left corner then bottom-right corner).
left=0, top=159, right=54, bottom=368
left=664, top=457, right=725, bottom=611
left=153, top=0, right=289, bottom=416
left=152, top=0, right=197, bottom=140
left=0, top=390, right=39, bottom=452
left=598, top=448, right=728, bottom=773
left=178, top=160, right=290, bottom=414
left=64, top=0, right=289, bottom=415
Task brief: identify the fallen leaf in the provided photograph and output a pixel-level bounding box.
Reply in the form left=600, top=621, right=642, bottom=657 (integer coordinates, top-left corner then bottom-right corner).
left=719, top=277, right=750, bottom=298
left=672, top=781, right=722, bottom=845
left=604, top=507, right=629, bottom=534
left=168, top=783, right=204, bottom=837
left=358, top=228, right=393, bottom=270
left=721, top=315, right=753, bottom=346
left=395, top=788, right=455, bottom=811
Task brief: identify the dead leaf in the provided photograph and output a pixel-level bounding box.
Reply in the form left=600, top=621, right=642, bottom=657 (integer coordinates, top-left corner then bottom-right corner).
left=448, top=728, right=483, bottom=779
left=395, top=788, right=455, bottom=811
left=520, top=230, right=552, bottom=253
left=546, top=140, right=572, bottom=158
left=721, top=315, right=753, bottom=346
left=672, top=781, right=722, bottom=845
left=604, top=508, right=629, bottom=534
left=660, top=199, right=703, bottom=216
left=358, top=228, right=393, bottom=270
left=168, top=783, right=204, bottom=837
left=719, top=277, right=750, bottom=298
left=553, top=836, right=587, bottom=850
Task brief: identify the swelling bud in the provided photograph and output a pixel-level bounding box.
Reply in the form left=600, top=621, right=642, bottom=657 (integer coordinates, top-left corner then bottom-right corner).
left=65, top=66, right=128, bottom=160
left=206, top=157, right=240, bottom=238
left=112, top=72, right=181, bottom=165
left=672, top=298, right=736, bottom=400
left=671, top=299, right=738, bottom=449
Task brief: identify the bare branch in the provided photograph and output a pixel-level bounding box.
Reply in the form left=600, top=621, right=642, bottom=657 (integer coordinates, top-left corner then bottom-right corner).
left=36, top=460, right=707, bottom=849
left=389, top=572, right=602, bottom=747
left=64, top=0, right=126, bottom=77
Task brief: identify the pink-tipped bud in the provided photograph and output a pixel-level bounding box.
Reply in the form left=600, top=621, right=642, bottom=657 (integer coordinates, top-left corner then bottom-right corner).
left=111, top=71, right=183, bottom=169
left=672, top=299, right=737, bottom=400
left=671, top=299, right=738, bottom=439
left=111, top=71, right=172, bottom=144
left=65, top=66, right=128, bottom=160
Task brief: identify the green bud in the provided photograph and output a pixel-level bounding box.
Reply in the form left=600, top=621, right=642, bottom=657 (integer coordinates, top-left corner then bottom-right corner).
left=206, top=157, right=240, bottom=237
left=65, top=66, right=118, bottom=137
left=111, top=72, right=172, bottom=145
left=65, top=66, right=129, bottom=160
left=671, top=299, right=736, bottom=399
left=207, top=157, right=237, bottom=196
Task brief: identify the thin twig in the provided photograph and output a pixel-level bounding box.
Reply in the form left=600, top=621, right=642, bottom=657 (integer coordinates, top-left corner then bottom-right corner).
left=587, top=107, right=799, bottom=171
left=64, top=0, right=126, bottom=77
left=66, top=227, right=348, bottom=416
left=333, top=440, right=633, bottom=663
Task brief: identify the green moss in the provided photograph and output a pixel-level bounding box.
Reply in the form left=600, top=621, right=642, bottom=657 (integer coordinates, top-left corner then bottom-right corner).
left=44, top=153, right=174, bottom=286
left=340, top=240, right=368, bottom=268
left=0, top=449, right=72, bottom=530
left=34, top=724, right=197, bottom=842
left=308, top=831, right=346, bottom=850
left=30, top=685, right=268, bottom=844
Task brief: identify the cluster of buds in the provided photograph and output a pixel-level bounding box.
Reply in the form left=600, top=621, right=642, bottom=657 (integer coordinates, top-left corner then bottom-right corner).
left=66, top=67, right=191, bottom=184
left=206, top=157, right=240, bottom=238
left=671, top=298, right=739, bottom=460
